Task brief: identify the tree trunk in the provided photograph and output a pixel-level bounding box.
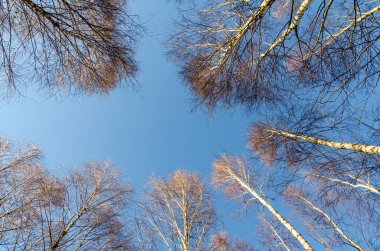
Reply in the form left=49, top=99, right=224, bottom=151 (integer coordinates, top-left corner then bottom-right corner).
left=270, top=129, right=380, bottom=155
left=227, top=169, right=314, bottom=251
left=294, top=194, right=363, bottom=251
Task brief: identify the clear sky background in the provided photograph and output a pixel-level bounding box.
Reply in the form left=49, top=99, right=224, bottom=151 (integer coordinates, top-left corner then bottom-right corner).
left=0, top=0, right=261, bottom=244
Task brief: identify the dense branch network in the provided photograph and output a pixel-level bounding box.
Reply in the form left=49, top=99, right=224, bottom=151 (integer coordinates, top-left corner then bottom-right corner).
left=0, top=139, right=133, bottom=250
left=0, top=0, right=139, bottom=96
left=170, top=0, right=380, bottom=111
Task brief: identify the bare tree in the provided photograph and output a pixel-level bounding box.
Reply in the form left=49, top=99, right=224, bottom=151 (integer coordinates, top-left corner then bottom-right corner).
left=170, top=0, right=380, bottom=111
left=249, top=122, right=380, bottom=250
left=249, top=123, right=380, bottom=189
left=213, top=155, right=314, bottom=250
left=308, top=171, right=380, bottom=196
left=285, top=185, right=364, bottom=251
left=138, top=170, right=216, bottom=251
left=0, top=138, right=42, bottom=246
left=250, top=124, right=380, bottom=157
left=210, top=231, right=254, bottom=251
left=258, top=215, right=296, bottom=251
left=0, top=160, right=134, bottom=251
left=0, top=0, right=139, bottom=96
left=33, top=162, right=133, bottom=251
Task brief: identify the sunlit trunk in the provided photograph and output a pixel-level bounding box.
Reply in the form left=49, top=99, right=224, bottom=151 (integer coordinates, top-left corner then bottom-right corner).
left=270, top=129, right=380, bottom=155
left=262, top=216, right=291, bottom=251
left=294, top=193, right=363, bottom=251
left=311, top=173, right=380, bottom=195
left=261, top=0, right=314, bottom=57
left=226, top=168, right=314, bottom=251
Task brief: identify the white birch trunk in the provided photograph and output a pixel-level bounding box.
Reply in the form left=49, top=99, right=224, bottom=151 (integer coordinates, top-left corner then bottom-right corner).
left=294, top=194, right=364, bottom=251
left=310, top=173, right=380, bottom=195
left=261, top=0, right=314, bottom=57
left=270, top=129, right=380, bottom=155
left=262, top=216, right=291, bottom=251
left=226, top=168, right=314, bottom=251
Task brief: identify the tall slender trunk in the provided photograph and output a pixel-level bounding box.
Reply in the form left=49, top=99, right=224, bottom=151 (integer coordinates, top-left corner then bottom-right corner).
left=226, top=168, right=314, bottom=251
left=310, top=173, right=380, bottom=195
left=182, top=190, right=190, bottom=251
left=262, top=216, right=291, bottom=251
left=294, top=193, right=364, bottom=251
left=270, top=128, right=380, bottom=155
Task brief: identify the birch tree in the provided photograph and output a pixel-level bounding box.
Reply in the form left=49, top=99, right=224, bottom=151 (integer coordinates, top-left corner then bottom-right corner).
left=0, top=140, right=135, bottom=250
left=169, top=1, right=380, bottom=248
left=210, top=231, right=254, bottom=251
left=32, top=162, right=133, bottom=251
left=309, top=172, right=380, bottom=196
left=249, top=123, right=380, bottom=184
left=138, top=170, right=216, bottom=251
left=213, top=156, right=314, bottom=250
left=258, top=215, right=298, bottom=251
left=170, top=0, right=380, bottom=111
left=2, top=161, right=134, bottom=251
left=0, top=0, right=138, bottom=96
left=250, top=124, right=380, bottom=157
left=0, top=138, right=42, bottom=246
left=285, top=185, right=364, bottom=251
left=249, top=123, right=380, bottom=249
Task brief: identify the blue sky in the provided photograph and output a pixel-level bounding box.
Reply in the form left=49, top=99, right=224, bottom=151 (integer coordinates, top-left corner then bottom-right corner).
left=0, top=0, right=258, bottom=243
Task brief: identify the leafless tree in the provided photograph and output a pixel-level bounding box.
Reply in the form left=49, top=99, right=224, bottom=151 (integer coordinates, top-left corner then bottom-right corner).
left=28, top=162, right=133, bottom=251
left=210, top=231, right=254, bottom=251
left=0, top=138, right=42, bottom=246
left=137, top=170, right=216, bottom=251
left=309, top=171, right=380, bottom=196
left=213, top=155, right=314, bottom=250
left=250, top=124, right=380, bottom=158
left=170, top=0, right=380, bottom=112
left=285, top=185, right=364, bottom=251
left=0, top=158, right=134, bottom=251
left=249, top=123, right=380, bottom=186
left=0, top=0, right=139, bottom=96
left=210, top=232, right=229, bottom=251
left=258, top=214, right=300, bottom=251
left=248, top=123, right=380, bottom=249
